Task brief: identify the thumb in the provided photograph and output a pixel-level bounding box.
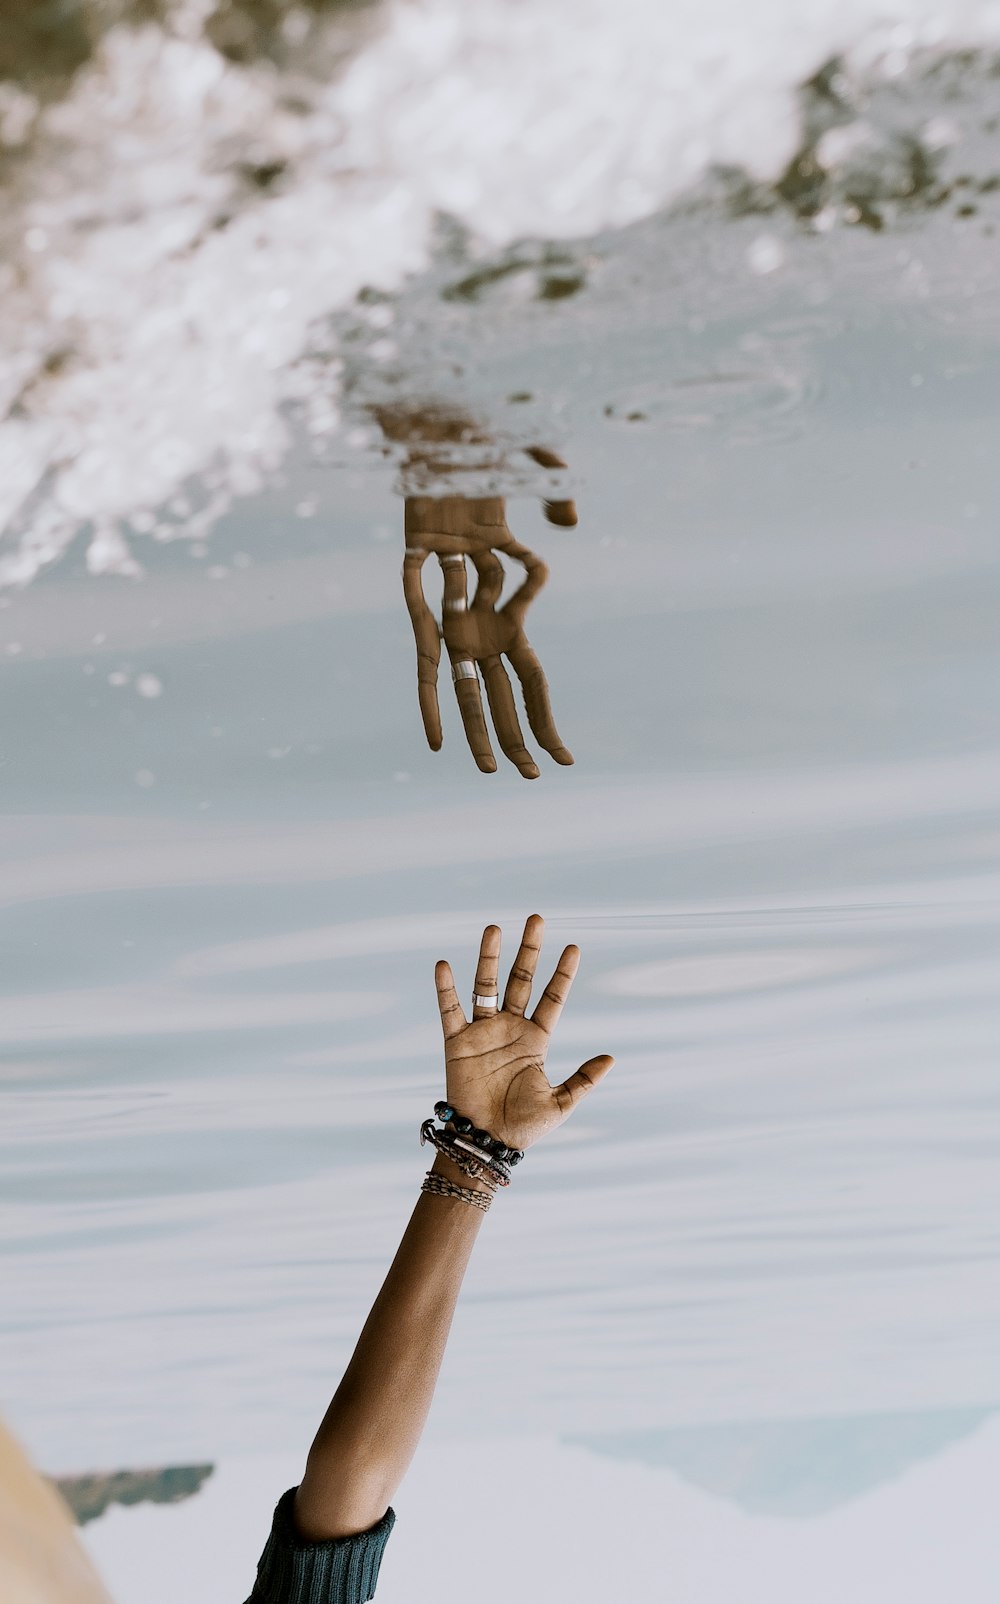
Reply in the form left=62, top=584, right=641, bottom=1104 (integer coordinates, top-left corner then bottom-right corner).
left=523, top=445, right=577, bottom=527
left=543, top=499, right=578, bottom=527
left=555, top=1054, right=615, bottom=1114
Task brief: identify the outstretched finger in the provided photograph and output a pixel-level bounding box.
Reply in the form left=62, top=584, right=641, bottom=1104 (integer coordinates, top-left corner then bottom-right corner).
left=531, top=943, right=580, bottom=1035
left=500, top=544, right=549, bottom=614
left=481, top=656, right=539, bottom=779
left=440, top=551, right=470, bottom=617
left=472, top=924, right=502, bottom=1018
left=448, top=652, right=497, bottom=773
left=507, top=642, right=573, bottom=766
left=435, top=959, right=467, bottom=1039
left=470, top=548, right=505, bottom=610
left=554, top=1054, right=615, bottom=1115
left=503, top=913, right=544, bottom=1016
left=402, top=548, right=442, bottom=750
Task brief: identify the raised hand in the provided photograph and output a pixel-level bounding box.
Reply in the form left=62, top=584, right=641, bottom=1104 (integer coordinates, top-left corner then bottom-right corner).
left=433, top=914, right=615, bottom=1155
left=403, top=494, right=573, bottom=778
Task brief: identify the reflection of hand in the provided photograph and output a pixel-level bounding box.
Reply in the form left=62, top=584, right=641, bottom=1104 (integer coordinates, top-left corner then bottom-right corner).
left=434, top=914, right=615, bottom=1154
left=403, top=495, right=573, bottom=778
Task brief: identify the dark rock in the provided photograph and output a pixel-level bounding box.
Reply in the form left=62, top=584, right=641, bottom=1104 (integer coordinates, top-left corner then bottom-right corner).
left=50, top=1463, right=215, bottom=1526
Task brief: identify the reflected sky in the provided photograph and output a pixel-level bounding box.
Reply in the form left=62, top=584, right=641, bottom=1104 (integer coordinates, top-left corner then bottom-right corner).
left=3, top=153, right=1000, bottom=1604
left=80, top=1417, right=1000, bottom=1603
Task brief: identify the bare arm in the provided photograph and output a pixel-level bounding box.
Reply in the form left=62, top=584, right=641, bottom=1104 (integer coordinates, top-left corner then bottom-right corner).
left=293, top=915, right=614, bottom=1541
left=293, top=1147, right=489, bottom=1539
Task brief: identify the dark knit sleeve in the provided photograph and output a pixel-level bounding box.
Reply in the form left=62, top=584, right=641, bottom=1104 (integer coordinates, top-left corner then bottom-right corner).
left=244, top=1487, right=396, bottom=1604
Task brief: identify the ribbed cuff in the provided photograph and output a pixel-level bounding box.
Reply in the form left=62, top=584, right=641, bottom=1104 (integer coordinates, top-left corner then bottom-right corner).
left=247, top=1487, right=396, bottom=1604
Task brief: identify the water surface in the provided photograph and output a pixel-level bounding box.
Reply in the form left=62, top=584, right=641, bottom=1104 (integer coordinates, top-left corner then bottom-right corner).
left=3, top=52, right=1000, bottom=1603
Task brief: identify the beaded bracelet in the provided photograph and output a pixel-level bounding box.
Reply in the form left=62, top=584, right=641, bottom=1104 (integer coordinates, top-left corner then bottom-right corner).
left=433, top=1101, right=524, bottom=1168
left=420, top=1169, right=493, bottom=1212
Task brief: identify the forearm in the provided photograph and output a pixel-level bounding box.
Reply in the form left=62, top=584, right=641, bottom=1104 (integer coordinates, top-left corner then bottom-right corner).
left=294, top=1150, right=490, bottom=1540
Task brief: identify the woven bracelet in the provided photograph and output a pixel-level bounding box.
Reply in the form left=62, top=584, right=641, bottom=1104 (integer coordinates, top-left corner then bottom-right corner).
left=421, top=1170, right=493, bottom=1212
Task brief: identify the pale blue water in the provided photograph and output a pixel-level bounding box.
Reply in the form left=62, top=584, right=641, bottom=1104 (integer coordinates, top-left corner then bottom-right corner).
left=4, top=148, right=1000, bottom=1604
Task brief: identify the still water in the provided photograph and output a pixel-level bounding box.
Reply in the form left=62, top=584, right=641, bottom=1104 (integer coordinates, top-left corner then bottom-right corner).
left=4, top=71, right=1000, bottom=1603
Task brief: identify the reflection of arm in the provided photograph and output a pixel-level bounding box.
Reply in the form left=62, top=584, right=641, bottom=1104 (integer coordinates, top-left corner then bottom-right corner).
left=293, top=1149, right=489, bottom=1539
left=373, top=402, right=500, bottom=483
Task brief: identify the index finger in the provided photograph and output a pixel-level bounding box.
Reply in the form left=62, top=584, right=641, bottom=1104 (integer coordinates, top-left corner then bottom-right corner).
left=470, top=548, right=505, bottom=610
left=435, top=959, right=467, bottom=1039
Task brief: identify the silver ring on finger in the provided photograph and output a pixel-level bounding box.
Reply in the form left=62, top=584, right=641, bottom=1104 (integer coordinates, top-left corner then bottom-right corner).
left=453, top=659, right=478, bottom=682
left=473, top=992, right=499, bottom=1011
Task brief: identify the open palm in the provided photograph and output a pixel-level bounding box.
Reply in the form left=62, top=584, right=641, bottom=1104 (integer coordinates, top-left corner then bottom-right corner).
left=434, top=914, right=614, bottom=1153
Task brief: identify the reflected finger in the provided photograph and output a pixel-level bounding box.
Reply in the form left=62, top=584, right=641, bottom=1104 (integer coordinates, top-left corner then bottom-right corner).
left=500, top=546, right=549, bottom=614
left=530, top=943, right=579, bottom=1036
left=481, top=655, right=539, bottom=779
left=503, top=913, right=544, bottom=1016
left=440, top=552, right=470, bottom=616
left=508, top=643, right=573, bottom=766
left=402, top=549, right=443, bottom=750
left=472, top=924, right=502, bottom=1018
left=470, top=548, right=505, bottom=610
left=449, top=653, right=497, bottom=773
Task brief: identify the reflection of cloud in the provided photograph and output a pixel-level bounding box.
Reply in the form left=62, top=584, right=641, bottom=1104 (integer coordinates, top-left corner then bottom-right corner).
left=2, top=551, right=392, bottom=658
left=82, top=1421, right=1000, bottom=1604
left=172, top=911, right=478, bottom=977
left=562, top=1407, right=995, bottom=1516
left=597, top=944, right=889, bottom=999
left=4, top=748, right=1000, bottom=913
left=0, top=985, right=386, bottom=1045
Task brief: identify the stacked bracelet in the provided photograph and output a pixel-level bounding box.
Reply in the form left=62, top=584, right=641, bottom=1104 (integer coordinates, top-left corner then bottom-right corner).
left=418, top=1101, right=526, bottom=1211
left=421, top=1119, right=506, bottom=1189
